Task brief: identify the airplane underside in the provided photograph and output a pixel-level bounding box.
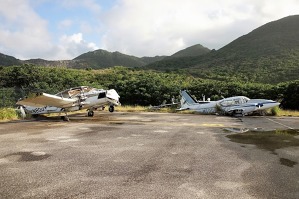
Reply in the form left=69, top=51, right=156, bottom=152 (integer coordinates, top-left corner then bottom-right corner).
left=20, top=104, right=117, bottom=121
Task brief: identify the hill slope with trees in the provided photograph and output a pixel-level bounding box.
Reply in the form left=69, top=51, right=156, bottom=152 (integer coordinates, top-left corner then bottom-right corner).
left=168, top=44, right=210, bottom=58
left=1, top=15, right=299, bottom=84
left=73, top=49, right=146, bottom=68
left=146, top=15, right=299, bottom=83
left=0, top=53, right=21, bottom=66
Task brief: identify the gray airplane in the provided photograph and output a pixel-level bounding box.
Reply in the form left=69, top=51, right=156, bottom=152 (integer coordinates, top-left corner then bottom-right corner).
left=179, top=90, right=280, bottom=116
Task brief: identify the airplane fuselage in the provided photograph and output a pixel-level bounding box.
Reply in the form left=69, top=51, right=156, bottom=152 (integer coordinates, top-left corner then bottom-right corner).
left=23, top=95, right=109, bottom=115
left=180, top=90, right=280, bottom=116
left=17, top=87, right=120, bottom=117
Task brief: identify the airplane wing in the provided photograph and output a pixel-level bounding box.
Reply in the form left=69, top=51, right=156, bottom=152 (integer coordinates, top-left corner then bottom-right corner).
left=16, top=93, right=77, bottom=108
left=159, top=103, right=179, bottom=107
left=149, top=103, right=179, bottom=110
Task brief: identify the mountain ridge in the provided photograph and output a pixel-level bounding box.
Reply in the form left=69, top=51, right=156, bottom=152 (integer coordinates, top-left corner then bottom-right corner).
left=0, top=44, right=210, bottom=68
left=1, top=15, right=299, bottom=83
left=145, top=15, right=299, bottom=83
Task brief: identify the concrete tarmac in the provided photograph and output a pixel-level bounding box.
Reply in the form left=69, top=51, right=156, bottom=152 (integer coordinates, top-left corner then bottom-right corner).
left=0, top=112, right=298, bottom=198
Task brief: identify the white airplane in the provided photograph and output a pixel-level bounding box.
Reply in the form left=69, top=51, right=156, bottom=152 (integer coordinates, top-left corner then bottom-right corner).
left=16, top=86, right=120, bottom=121
left=179, top=90, right=280, bottom=116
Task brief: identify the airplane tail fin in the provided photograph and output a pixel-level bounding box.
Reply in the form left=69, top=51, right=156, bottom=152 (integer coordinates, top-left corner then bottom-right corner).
left=179, top=90, right=197, bottom=110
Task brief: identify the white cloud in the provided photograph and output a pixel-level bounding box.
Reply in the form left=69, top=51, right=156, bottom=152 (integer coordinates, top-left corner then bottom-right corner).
left=58, top=19, right=73, bottom=30
left=62, top=33, right=84, bottom=44
left=101, top=0, right=299, bottom=56
left=56, top=33, right=98, bottom=59
left=0, top=0, right=99, bottom=60
left=60, top=0, right=102, bottom=13
left=1, top=0, right=299, bottom=59
left=0, top=0, right=53, bottom=59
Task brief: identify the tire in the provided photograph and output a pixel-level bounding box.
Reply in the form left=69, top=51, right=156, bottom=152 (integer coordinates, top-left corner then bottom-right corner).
left=87, top=111, right=94, bottom=117
left=32, top=114, right=39, bottom=118
left=109, top=106, right=114, bottom=112
left=232, top=110, right=244, bottom=117
left=61, top=116, right=69, bottom=121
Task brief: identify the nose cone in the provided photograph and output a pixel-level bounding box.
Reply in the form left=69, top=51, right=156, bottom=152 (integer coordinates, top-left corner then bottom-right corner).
left=272, top=102, right=281, bottom=107
left=260, top=100, right=280, bottom=109
left=107, top=89, right=119, bottom=98
left=106, top=89, right=120, bottom=105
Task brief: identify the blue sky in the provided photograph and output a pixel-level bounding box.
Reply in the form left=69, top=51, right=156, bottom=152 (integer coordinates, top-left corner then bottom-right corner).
left=34, top=1, right=104, bottom=42
left=0, top=0, right=299, bottom=60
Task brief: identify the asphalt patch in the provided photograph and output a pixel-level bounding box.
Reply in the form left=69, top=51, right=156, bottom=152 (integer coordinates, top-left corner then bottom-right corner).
left=280, top=158, right=297, bottom=167
left=4, top=151, right=51, bottom=162
left=226, top=129, right=299, bottom=167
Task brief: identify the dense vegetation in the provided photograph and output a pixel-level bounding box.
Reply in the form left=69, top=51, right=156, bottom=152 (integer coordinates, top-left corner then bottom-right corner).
left=166, top=44, right=210, bottom=58
left=0, top=65, right=298, bottom=110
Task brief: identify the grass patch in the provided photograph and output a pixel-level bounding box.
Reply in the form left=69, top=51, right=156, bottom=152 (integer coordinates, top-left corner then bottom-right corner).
left=276, top=109, right=299, bottom=117
left=265, top=107, right=299, bottom=117
left=116, top=105, right=195, bottom=114
left=270, top=106, right=280, bottom=116
left=0, top=108, right=19, bottom=121
left=116, top=105, right=148, bottom=112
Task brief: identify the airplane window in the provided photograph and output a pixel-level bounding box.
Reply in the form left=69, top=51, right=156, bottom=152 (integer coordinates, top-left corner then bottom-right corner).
left=234, top=99, right=241, bottom=104
left=98, top=92, right=106, bottom=99
left=220, top=100, right=234, bottom=106
left=240, top=98, right=246, bottom=103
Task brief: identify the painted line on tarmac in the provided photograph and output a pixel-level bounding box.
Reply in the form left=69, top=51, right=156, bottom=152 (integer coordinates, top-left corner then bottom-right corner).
left=265, top=117, right=294, bottom=129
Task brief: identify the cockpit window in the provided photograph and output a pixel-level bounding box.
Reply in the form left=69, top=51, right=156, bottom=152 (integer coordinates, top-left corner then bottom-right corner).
left=220, top=97, right=250, bottom=106
left=234, top=99, right=241, bottom=104
left=243, top=97, right=249, bottom=103
left=98, top=92, right=106, bottom=99
left=220, top=100, right=234, bottom=107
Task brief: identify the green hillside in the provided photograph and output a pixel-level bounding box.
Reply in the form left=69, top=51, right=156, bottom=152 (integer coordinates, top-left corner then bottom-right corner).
left=1, top=15, right=299, bottom=83
left=146, top=15, right=299, bottom=83
left=0, top=53, right=21, bottom=66
left=0, top=44, right=210, bottom=69
left=169, top=44, right=210, bottom=58
left=73, top=49, right=146, bottom=68
left=141, top=56, right=167, bottom=64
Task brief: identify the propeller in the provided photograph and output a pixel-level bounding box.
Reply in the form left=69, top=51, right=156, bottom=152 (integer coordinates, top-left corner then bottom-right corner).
left=17, top=105, right=26, bottom=119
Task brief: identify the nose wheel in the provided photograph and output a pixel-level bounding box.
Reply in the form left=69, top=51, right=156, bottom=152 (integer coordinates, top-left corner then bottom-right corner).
left=109, top=106, right=114, bottom=112
left=87, top=110, right=94, bottom=117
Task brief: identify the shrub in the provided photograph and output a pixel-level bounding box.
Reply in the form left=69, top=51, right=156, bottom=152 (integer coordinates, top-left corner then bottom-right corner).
left=270, top=106, right=281, bottom=116
left=0, top=108, right=19, bottom=120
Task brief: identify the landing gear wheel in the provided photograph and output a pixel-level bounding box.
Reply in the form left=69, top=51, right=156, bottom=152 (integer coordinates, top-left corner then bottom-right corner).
left=87, top=111, right=94, bottom=117
left=109, top=106, right=114, bottom=113
left=232, top=110, right=244, bottom=117
left=32, top=114, right=38, bottom=118
left=61, top=116, right=69, bottom=121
